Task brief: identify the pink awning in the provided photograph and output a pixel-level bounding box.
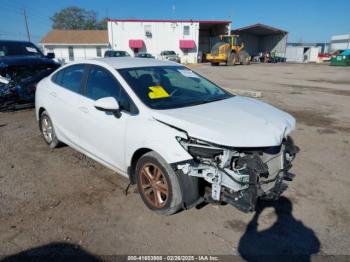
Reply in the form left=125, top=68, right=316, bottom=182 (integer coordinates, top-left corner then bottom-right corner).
left=129, top=39, right=143, bottom=48
left=179, top=40, right=196, bottom=49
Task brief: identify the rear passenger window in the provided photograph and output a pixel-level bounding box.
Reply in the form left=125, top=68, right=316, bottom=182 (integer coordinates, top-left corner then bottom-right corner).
left=61, top=64, right=85, bottom=93
left=52, top=69, right=64, bottom=85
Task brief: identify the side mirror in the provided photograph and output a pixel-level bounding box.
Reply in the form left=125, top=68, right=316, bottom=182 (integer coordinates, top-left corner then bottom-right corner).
left=47, top=52, right=55, bottom=59
left=94, top=97, right=121, bottom=118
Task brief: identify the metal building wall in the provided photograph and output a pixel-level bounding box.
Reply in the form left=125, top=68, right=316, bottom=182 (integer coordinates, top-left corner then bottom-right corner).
left=236, top=33, right=259, bottom=55
left=237, top=33, right=287, bottom=57
left=330, top=34, right=350, bottom=51
left=286, top=47, right=304, bottom=62
left=259, top=34, right=287, bottom=57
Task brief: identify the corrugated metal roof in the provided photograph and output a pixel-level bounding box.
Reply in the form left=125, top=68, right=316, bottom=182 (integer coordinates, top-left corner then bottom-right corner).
left=40, top=30, right=108, bottom=44
left=232, top=23, right=288, bottom=36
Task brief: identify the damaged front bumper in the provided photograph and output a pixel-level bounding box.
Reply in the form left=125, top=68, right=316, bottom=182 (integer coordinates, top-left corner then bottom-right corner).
left=175, top=136, right=299, bottom=212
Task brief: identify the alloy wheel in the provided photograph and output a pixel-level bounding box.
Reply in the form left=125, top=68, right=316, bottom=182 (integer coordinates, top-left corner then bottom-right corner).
left=41, top=115, right=53, bottom=144
left=139, top=163, right=169, bottom=208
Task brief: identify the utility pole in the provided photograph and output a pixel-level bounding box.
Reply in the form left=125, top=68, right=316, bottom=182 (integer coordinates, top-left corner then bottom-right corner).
left=23, top=8, right=31, bottom=42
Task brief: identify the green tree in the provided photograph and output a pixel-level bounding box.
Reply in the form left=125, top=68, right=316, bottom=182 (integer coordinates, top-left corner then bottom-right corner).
left=96, top=17, right=108, bottom=30
left=51, top=6, right=106, bottom=30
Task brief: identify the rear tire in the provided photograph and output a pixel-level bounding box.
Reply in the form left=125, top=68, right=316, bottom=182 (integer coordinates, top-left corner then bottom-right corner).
left=40, top=111, right=59, bottom=148
left=227, top=53, right=237, bottom=66
left=239, top=50, right=251, bottom=65
left=136, top=151, right=182, bottom=215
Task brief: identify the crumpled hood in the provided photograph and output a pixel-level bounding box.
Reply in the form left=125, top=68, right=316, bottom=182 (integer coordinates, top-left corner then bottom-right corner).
left=152, top=96, right=296, bottom=147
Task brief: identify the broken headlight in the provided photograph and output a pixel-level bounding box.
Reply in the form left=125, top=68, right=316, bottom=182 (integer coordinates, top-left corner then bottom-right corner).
left=177, top=137, right=224, bottom=160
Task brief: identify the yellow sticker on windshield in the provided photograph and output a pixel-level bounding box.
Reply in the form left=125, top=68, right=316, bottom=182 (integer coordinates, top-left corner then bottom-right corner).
left=148, top=85, right=170, bottom=99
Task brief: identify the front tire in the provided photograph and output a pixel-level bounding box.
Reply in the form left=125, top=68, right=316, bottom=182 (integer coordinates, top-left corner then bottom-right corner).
left=40, top=111, right=59, bottom=148
left=136, top=151, right=182, bottom=215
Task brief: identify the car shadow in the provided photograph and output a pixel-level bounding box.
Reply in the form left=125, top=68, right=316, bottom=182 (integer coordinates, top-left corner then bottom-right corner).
left=0, top=242, right=101, bottom=262
left=238, top=197, right=320, bottom=262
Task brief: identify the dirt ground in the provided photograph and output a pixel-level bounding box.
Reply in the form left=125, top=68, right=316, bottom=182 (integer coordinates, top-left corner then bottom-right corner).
left=0, top=63, right=349, bottom=259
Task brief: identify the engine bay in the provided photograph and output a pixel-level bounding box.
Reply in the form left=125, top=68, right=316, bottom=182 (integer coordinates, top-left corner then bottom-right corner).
left=176, top=136, right=299, bottom=212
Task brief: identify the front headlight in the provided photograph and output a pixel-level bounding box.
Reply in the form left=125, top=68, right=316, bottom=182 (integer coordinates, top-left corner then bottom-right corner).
left=177, top=137, right=224, bottom=159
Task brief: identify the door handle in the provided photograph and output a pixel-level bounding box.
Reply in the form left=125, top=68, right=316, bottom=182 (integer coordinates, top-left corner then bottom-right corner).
left=78, top=107, right=89, bottom=114
left=50, top=92, right=57, bottom=97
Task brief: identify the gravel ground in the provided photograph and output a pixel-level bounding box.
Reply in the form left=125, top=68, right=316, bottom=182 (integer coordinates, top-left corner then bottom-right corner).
left=0, top=63, right=349, bottom=260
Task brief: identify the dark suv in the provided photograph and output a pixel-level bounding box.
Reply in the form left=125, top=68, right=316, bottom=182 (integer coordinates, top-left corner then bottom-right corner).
left=0, top=40, right=60, bottom=111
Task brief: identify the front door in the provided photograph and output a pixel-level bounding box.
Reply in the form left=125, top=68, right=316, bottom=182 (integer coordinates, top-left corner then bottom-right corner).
left=76, top=65, right=134, bottom=171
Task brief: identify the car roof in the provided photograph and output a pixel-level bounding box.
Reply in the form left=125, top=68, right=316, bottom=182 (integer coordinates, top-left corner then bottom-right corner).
left=0, top=40, right=34, bottom=44
left=90, top=57, right=179, bottom=69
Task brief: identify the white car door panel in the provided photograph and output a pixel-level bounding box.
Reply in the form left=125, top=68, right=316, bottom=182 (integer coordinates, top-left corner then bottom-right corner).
left=76, top=97, right=129, bottom=170
left=76, top=65, right=131, bottom=171
left=49, top=64, right=86, bottom=145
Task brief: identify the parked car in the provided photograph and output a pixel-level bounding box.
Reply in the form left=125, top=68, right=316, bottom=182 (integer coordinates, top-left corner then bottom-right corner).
left=35, top=58, right=298, bottom=215
left=0, top=40, right=59, bottom=111
left=104, top=50, right=130, bottom=57
left=159, top=51, right=180, bottom=63
left=135, top=52, right=155, bottom=59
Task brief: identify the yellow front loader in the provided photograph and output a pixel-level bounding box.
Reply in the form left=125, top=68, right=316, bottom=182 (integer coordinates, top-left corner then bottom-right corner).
left=206, top=35, right=250, bottom=66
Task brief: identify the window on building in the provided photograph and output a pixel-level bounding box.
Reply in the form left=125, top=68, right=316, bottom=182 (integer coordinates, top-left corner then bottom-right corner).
left=68, top=46, right=74, bottom=61
left=96, top=47, right=102, bottom=57
left=144, top=25, right=152, bottom=38
left=183, top=26, right=190, bottom=36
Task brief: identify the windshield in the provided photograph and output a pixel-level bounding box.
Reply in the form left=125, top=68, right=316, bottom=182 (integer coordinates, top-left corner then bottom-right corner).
left=0, top=41, right=43, bottom=57
left=211, top=42, right=225, bottom=51
left=118, top=66, right=232, bottom=110
left=162, top=51, right=176, bottom=56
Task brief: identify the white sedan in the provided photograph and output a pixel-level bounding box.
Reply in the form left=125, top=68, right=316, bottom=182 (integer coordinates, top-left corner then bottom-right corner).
left=35, top=58, right=299, bottom=215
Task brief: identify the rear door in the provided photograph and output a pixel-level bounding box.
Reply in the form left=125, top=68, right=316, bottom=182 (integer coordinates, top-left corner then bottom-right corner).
left=49, top=64, right=87, bottom=146
left=76, top=65, right=137, bottom=171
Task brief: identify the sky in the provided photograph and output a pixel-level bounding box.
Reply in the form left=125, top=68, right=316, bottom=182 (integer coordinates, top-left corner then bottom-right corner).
left=0, top=0, right=349, bottom=44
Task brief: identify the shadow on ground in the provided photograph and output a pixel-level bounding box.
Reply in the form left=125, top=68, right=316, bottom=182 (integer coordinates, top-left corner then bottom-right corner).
left=1, top=242, right=101, bottom=262
left=238, top=197, right=320, bottom=262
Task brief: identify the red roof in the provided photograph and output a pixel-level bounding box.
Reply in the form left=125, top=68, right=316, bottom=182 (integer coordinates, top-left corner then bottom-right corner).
left=179, top=40, right=196, bottom=49
left=108, top=19, right=231, bottom=24
left=129, top=39, right=143, bottom=48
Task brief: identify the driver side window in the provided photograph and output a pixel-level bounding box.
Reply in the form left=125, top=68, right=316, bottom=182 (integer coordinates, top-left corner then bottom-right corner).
left=85, top=66, right=132, bottom=112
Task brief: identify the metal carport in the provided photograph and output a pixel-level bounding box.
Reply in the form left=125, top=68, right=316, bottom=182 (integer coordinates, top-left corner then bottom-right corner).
left=231, top=23, right=288, bottom=58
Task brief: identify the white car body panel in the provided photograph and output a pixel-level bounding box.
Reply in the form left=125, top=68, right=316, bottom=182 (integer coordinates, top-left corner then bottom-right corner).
left=35, top=57, right=296, bottom=178
left=151, top=96, right=295, bottom=147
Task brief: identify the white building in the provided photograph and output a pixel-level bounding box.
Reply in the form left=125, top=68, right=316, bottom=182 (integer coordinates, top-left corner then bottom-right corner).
left=286, top=46, right=320, bottom=63
left=107, top=19, right=231, bottom=63
left=40, top=30, right=109, bottom=63
left=330, top=34, right=350, bottom=52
